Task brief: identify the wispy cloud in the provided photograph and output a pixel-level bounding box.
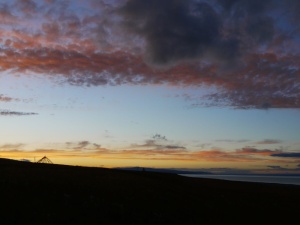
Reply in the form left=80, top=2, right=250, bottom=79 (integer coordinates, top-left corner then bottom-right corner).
left=215, top=139, right=249, bottom=143
left=236, top=147, right=281, bottom=156
left=0, top=94, right=18, bottom=102
left=130, top=136, right=186, bottom=151
left=65, top=141, right=102, bottom=150
left=268, top=165, right=284, bottom=170
left=255, top=139, right=282, bottom=145
left=0, top=110, right=38, bottom=116
left=74, top=141, right=91, bottom=149
left=152, top=134, right=167, bottom=141
left=131, top=140, right=186, bottom=150
left=0, top=143, right=25, bottom=150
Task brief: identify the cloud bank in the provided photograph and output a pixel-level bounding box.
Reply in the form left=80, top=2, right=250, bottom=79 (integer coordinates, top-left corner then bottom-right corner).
left=0, top=0, right=299, bottom=109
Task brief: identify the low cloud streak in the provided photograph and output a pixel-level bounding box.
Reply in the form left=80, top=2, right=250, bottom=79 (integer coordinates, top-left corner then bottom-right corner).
left=271, top=153, right=300, bottom=158
left=0, top=110, right=38, bottom=116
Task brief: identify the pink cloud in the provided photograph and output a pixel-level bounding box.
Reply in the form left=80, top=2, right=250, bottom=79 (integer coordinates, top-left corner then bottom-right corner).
left=0, top=0, right=299, bottom=109
left=236, top=148, right=281, bottom=156
left=0, top=94, right=18, bottom=102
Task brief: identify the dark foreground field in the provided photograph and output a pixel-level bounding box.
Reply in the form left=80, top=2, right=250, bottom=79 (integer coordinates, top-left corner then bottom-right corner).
left=1, top=158, right=299, bottom=225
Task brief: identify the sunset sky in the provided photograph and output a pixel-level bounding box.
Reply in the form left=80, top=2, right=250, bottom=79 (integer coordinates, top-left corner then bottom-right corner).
left=0, top=0, right=300, bottom=174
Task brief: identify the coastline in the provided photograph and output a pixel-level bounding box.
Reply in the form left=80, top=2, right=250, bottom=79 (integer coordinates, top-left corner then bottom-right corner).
left=181, top=174, right=300, bottom=186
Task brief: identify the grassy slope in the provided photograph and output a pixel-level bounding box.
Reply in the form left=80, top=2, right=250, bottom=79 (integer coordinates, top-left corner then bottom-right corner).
left=0, top=158, right=299, bottom=225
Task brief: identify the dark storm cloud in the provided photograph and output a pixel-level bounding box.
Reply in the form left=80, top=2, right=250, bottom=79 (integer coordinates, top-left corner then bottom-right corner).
left=271, top=153, right=300, bottom=158
left=217, top=0, right=275, bottom=35
left=120, top=0, right=240, bottom=66
left=0, top=110, right=38, bottom=116
left=118, top=0, right=292, bottom=67
left=116, top=0, right=300, bottom=108
left=217, top=0, right=271, bottom=12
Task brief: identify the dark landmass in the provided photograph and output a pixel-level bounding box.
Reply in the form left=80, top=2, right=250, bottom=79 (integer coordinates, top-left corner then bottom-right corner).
left=114, top=166, right=211, bottom=174
left=115, top=167, right=300, bottom=176
left=1, top=158, right=299, bottom=225
left=217, top=173, right=300, bottom=176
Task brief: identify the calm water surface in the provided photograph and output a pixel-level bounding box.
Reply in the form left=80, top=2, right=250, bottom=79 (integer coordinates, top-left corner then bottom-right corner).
left=182, top=174, right=300, bottom=186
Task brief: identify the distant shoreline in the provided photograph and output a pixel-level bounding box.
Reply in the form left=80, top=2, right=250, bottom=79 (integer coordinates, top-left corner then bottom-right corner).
left=181, top=174, right=300, bottom=186
left=115, top=166, right=300, bottom=176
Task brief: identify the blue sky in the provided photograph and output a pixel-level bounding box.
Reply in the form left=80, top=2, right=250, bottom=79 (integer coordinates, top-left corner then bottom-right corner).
left=0, top=0, right=300, bottom=174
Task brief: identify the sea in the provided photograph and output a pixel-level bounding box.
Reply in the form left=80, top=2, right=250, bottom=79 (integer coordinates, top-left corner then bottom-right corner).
left=181, top=174, right=300, bottom=186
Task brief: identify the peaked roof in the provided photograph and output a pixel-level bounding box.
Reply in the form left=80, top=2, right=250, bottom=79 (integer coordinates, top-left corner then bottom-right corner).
left=36, top=156, right=53, bottom=164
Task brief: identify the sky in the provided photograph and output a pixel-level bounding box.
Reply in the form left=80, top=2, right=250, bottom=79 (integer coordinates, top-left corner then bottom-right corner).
left=0, top=0, right=300, bottom=174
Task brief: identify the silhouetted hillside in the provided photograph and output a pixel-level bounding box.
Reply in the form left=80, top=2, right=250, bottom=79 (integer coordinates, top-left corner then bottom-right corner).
left=0, top=158, right=299, bottom=225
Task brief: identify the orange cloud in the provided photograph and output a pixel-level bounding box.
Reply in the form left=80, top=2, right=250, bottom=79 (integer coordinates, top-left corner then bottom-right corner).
left=0, top=144, right=289, bottom=166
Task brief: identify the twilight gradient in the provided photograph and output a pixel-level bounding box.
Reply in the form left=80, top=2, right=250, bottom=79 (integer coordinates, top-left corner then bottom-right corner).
left=0, top=0, right=299, bottom=174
